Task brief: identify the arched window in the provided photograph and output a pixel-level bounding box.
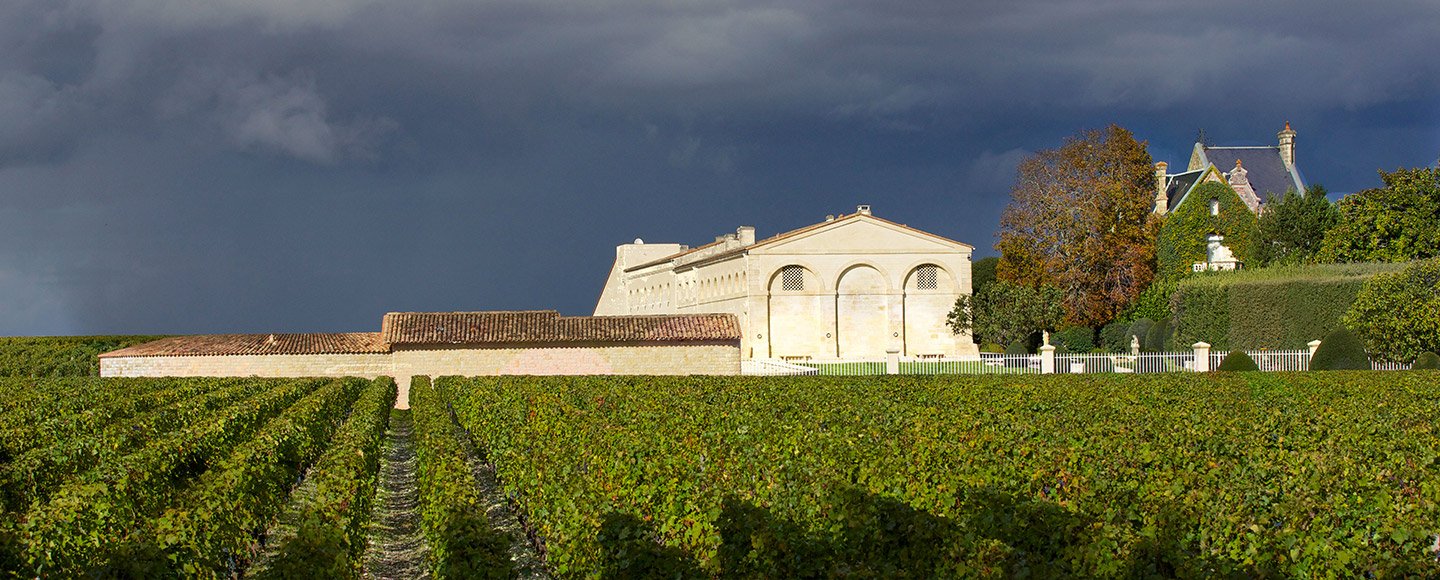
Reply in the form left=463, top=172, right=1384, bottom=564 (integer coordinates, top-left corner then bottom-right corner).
left=781, top=265, right=805, bottom=291
left=1209, top=198, right=1220, bottom=216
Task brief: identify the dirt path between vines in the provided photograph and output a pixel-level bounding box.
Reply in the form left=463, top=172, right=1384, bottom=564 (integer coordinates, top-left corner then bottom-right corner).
left=362, top=409, right=429, bottom=580
left=462, top=432, right=550, bottom=579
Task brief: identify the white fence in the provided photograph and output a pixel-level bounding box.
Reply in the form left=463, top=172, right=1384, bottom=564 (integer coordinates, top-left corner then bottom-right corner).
left=741, top=343, right=1421, bottom=376
left=1210, top=350, right=1312, bottom=371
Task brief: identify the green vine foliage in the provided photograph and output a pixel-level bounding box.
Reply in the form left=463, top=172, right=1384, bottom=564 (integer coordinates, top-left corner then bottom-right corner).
left=444, top=374, right=1440, bottom=577
left=0, top=336, right=169, bottom=377
left=1156, top=181, right=1259, bottom=281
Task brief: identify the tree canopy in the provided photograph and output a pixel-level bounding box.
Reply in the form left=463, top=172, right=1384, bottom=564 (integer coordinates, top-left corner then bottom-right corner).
left=946, top=280, right=1065, bottom=347
left=1255, top=184, right=1339, bottom=267
left=1316, top=167, right=1440, bottom=263
left=995, top=125, right=1158, bottom=327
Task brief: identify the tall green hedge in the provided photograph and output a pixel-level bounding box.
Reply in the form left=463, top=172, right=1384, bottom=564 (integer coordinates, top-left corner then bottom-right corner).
left=1173, top=263, right=1404, bottom=350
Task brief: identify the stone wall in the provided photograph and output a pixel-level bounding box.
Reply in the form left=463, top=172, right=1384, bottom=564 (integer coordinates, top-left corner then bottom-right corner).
left=99, top=343, right=740, bottom=379
left=392, top=342, right=739, bottom=378
left=99, top=353, right=394, bottom=378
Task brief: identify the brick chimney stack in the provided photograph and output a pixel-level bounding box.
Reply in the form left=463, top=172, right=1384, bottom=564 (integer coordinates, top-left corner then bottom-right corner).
left=1153, top=161, right=1169, bottom=215
left=1277, top=121, right=1296, bottom=167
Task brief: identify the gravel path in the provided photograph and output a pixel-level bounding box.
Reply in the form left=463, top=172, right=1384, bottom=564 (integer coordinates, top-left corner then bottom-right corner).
left=362, top=410, right=429, bottom=580
left=461, top=431, right=550, bottom=579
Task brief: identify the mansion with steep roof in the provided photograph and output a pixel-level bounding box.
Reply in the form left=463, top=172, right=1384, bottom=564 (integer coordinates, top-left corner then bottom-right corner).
left=1154, top=122, right=1306, bottom=216
left=594, top=206, right=979, bottom=361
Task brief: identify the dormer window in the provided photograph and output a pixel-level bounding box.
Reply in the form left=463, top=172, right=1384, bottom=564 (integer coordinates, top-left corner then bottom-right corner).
left=1209, top=198, right=1220, bottom=216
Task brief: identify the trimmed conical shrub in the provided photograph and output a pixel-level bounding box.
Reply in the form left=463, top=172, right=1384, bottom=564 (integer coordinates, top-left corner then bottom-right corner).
left=1003, top=341, right=1030, bottom=369
left=1144, top=320, right=1173, bottom=353
left=1414, top=351, right=1440, bottom=370
left=1310, top=328, right=1370, bottom=371
left=1216, top=350, right=1259, bottom=371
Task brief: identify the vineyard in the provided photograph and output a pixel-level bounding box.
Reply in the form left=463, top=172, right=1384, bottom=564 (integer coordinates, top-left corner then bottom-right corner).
left=1, top=371, right=1438, bottom=577
left=0, top=336, right=168, bottom=377
left=0, top=376, right=401, bottom=578
left=443, top=372, right=1440, bottom=577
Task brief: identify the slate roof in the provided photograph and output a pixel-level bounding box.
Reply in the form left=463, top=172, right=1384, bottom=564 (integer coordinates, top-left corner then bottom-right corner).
left=381, top=311, right=740, bottom=345
left=99, top=332, right=387, bottom=358
left=1198, top=146, right=1304, bottom=204
left=1164, top=169, right=1204, bottom=212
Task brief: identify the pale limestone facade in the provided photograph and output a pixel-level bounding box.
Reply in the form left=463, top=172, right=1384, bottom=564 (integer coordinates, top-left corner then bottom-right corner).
left=594, top=207, right=979, bottom=360
left=99, top=353, right=394, bottom=379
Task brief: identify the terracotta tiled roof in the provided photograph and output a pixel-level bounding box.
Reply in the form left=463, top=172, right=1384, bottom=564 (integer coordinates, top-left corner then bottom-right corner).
left=381, top=311, right=740, bottom=345
left=99, top=332, right=387, bottom=358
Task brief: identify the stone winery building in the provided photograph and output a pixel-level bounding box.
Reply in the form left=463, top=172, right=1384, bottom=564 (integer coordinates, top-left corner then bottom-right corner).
left=100, top=311, right=741, bottom=379
left=594, top=206, right=979, bottom=360
left=101, top=205, right=977, bottom=383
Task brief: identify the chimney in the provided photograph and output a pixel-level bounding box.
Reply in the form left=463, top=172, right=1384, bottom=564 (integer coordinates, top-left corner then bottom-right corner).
left=1153, top=161, right=1169, bottom=215
left=857, top=204, right=872, bottom=215
left=1277, top=121, right=1296, bottom=167
left=737, top=226, right=755, bottom=246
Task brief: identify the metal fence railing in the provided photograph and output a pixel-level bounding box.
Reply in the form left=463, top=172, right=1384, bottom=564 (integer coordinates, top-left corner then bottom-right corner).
left=1371, top=360, right=1413, bottom=371
left=906, top=355, right=1039, bottom=374
left=741, top=359, right=818, bottom=376
left=743, top=348, right=1424, bottom=376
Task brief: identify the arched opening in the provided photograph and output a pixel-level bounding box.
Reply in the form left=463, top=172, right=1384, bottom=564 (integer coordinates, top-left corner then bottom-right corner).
left=766, top=265, right=826, bottom=359
left=836, top=264, right=889, bottom=358
left=903, top=264, right=956, bottom=356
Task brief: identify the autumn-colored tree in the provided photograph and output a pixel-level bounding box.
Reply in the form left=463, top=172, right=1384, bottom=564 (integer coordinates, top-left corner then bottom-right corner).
left=995, top=125, right=1159, bottom=327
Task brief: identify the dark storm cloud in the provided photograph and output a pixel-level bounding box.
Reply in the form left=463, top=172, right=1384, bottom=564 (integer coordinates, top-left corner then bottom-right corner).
left=1, top=0, right=1437, bottom=334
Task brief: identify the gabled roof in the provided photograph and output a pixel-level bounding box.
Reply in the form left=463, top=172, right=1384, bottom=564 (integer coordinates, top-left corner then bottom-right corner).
left=381, top=311, right=740, bottom=344
left=1195, top=145, right=1304, bottom=204
left=1163, top=169, right=1205, bottom=212
left=624, top=211, right=971, bottom=273
left=99, top=332, right=387, bottom=358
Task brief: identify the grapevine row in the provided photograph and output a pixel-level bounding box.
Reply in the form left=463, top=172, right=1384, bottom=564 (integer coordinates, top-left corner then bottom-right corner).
left=0, top=378, right=276, bottom=514
left=255, top=377, right=397, bottom=579
left=0, top=378, right=219, bottom=462
left=411, top=376, right=513, bottom=579
left=13, top=378, right=326, bottom=574
left=444, top=372, right=1440, bottom=577
left=109, top=378, right=372, bottom=577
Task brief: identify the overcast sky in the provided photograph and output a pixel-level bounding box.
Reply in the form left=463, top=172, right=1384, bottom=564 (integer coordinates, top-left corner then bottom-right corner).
left=1, top=0, right=1437, bottom=336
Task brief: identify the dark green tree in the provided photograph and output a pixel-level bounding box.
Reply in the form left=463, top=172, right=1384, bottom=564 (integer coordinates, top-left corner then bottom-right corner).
left=947, top=281, right=1066, bottom=347
left=1155, top=181, right=1259, bottom=280
left=1255, top=184, right=1339, bottom=266
left=971, top=257, right=999, bottom=294
left=1316, top=167, right=1440, bottom=263
left=1341, top=257, right=1440, bottom=363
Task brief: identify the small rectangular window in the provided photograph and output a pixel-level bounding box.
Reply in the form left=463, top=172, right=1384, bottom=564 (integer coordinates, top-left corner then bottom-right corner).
left=782, top=266, right=805, bottom=291
left=918, top=266, right=937, bottom=290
